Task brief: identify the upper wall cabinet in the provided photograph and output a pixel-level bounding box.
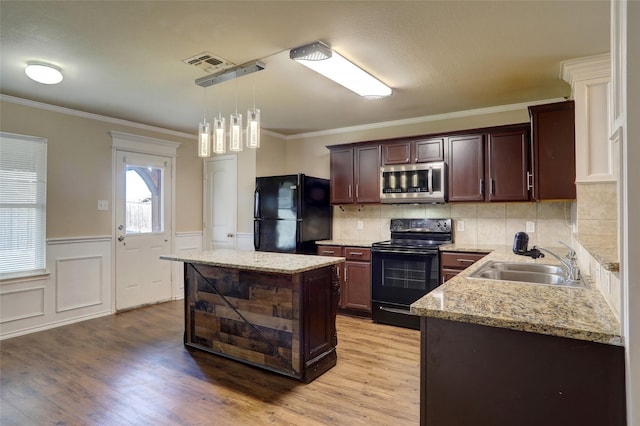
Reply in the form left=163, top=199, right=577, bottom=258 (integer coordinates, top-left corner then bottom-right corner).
left=382, top=137, right=444, bottom=165
left=329, top=145, right=380, bottom=205
left=561, top=54, right=618, bottom=183
left=445, top=124, right=530, bottom=203
left=528, top=101, right=576, bottom=200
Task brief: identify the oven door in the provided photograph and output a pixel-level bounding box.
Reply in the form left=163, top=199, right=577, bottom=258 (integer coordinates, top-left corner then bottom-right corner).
left=371, top=248, right=440, bottom=305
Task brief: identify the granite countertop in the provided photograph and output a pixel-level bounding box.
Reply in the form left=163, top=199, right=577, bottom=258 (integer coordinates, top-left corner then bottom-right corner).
left=410, top=248, right=623, bottom=346
left=160, top=249, right=344, bottom=274
left=316, top=239, right=378, bottom=248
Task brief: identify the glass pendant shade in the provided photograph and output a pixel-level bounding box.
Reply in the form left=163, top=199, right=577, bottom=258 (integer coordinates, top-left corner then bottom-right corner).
left=229, top=113, right=243, bottom=152
left=246, top=108, right=260, bottom=149
left=213, top=115, right=226, bottom=154
left=198, top=120, right=211, bottom=157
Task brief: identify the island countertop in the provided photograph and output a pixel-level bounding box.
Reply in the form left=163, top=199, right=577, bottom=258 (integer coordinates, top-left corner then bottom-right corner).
left=410, top=248, right=623, bottom=346
left=160, top=248, right=344, bottom=274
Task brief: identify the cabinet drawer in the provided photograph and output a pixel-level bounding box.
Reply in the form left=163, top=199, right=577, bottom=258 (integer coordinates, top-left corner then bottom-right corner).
left=344, top=247, right=371, bottom=262
left=317, top=245, right=344, bottom=257
left=440, top=252, right=486, bottom=269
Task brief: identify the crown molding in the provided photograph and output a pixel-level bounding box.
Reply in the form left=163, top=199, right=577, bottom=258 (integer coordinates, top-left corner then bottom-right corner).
left=0, top=94, right=195, bottom=140
left=285, top=98, right=566, bottom=140
left=560, top=53, right=611, bottom=87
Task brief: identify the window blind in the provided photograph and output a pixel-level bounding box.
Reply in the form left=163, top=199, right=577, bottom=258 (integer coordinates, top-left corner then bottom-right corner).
left=0, top=132, right=47, bottom=276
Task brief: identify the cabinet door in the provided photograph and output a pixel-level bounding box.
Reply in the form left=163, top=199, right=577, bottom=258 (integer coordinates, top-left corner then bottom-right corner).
left=354, top=145, right=381, bottom=203
left=382, top=142, right=411, bottom=165
left=529, top=101, right=576, bottom=200
left=447, top=135, right=485, bottom=202
left=414, top=138, right=444, bottom=163
left=344, top=261, right=371, bottom=312
left=487, top=127, right=530, bottom=202
left=317, top=246, right=345, bottom=307
left=302, top=267, right=336, bottom=365
left=329, top=148, right=354, bottom=204
left=441, top=269, right=460, bottom=285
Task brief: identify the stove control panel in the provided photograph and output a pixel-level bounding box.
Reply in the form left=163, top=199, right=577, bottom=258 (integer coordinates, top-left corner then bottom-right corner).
left=389, top=218, right=452, bottom=233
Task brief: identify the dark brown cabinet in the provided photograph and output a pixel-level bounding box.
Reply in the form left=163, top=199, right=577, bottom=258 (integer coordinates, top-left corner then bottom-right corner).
left=329, top=145, right=380, bottom=204
left=487, top=126, right=530, bottom=201
left=446, top=124, right=530, bottom=202
left=317, top=245, right=372, bottom=314
left=440, top=251, right=487, bottom=284
left=446, top=134, right=486, bottom=202
left=382, top=137, right=444, bottom=165
left=528, top=101, right=576, bottom=200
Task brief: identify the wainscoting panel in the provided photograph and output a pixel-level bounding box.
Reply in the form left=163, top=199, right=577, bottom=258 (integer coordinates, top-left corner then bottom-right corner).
left=0, top=286, right=45, bottom=324
left=0, top=237, right=112, bottom=340
left=56, top=255, right=103, bottom=313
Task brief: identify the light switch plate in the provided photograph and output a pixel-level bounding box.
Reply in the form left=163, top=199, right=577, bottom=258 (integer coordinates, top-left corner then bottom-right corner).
left=456, top=220, right=465, bottom=232
left=97, top=200, right=109, bottom=211
left=525, top=221, right=535, bottom=233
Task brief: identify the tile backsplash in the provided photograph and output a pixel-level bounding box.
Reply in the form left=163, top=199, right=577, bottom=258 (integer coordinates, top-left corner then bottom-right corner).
left=332, top=201, right=576, bottom=246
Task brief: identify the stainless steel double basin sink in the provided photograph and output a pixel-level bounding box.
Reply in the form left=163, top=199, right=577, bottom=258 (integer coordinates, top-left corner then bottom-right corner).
left=468, top=261, right=584, bottom=287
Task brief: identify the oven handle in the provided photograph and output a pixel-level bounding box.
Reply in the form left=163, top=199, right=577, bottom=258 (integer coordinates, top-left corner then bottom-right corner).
left=378, top=305, right=417, bottom=316
left=371, top=247, right=438, bottom=256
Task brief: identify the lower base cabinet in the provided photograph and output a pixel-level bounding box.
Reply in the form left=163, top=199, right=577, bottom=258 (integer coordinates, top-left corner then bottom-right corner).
left=318, top=245, right=372, bottom=315
left=420, top=317, right=626, bottom=426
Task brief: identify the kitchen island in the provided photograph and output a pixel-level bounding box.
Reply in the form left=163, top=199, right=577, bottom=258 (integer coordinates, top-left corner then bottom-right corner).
left=161, top=249, right=344, bottom=383
left=411, top=247, right=625, bottom=426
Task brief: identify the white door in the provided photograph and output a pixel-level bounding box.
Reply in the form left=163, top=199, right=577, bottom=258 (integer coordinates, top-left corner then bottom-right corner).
left=115, top=151, right=172, bottom=310
left=204, top=155, right=237, bottom=249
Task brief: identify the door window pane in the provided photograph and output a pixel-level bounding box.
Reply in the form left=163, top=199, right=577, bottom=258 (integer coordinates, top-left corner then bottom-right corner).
left=126, top=166, right=163, bottom=234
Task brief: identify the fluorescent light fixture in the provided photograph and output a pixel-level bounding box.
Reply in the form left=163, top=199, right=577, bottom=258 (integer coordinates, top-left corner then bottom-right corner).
left=198, top=120, right=211, bottom=157
left=25, top=63, right=63, bottom=85
left=290, top=41, right=392, bottom=99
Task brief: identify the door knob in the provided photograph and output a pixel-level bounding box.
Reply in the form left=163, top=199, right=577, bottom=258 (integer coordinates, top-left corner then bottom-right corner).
left=118, top=235, right=125, bottom=242
left=227, top=233, right=234, bottom=238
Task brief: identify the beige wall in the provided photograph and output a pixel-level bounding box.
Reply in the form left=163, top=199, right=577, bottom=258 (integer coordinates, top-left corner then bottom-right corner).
left=0, top=99, right=202, bottom=237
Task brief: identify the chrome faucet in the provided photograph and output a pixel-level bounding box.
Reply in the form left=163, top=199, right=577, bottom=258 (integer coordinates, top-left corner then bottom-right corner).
left=513, top=233, right=581, bottom=283
left=534, top=243, right=581, bottom=283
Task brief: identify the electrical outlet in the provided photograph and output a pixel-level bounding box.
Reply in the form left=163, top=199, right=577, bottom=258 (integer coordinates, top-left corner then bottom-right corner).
left=525, top=221, right=535, bottom=233
left=456, top=220, right=465, bottom=232
left=97, top=200, right=109, bottom=211
left=357, top=220, right=364, bottom=230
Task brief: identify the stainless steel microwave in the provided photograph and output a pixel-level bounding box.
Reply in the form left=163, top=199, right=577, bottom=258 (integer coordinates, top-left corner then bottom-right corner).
left=380, top=162, right=447, bottom=204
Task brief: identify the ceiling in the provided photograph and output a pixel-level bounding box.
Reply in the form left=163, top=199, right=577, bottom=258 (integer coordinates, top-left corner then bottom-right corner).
left=0, top=1, right=610, bottom=137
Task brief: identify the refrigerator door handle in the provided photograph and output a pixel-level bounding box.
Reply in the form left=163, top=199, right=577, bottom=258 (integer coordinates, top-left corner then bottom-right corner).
left=254, top=187, right=261, bottom=219
left=253, top=221, right=260, bottom=250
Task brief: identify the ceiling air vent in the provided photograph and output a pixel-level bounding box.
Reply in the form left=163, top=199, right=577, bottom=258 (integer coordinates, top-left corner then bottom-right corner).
left=182, top=52, right=234, bottom=74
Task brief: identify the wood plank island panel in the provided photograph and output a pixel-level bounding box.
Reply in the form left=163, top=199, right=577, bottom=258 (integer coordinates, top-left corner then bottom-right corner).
left=183, top=261, right=340, bottom=383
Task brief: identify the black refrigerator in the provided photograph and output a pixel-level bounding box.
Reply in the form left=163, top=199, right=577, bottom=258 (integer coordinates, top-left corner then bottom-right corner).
left=254, top=174, right=332, bottom=254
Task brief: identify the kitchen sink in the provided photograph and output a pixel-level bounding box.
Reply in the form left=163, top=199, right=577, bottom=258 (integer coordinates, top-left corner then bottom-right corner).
left=468, top=261, right=584, bottom=287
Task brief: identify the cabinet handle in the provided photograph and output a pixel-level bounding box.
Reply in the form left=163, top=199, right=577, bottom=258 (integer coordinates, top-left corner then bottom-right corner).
left=527, top=172, right=533, bottom=190
left=348, top=184, right=352, bottom=199
left=491, top=179, right=495, bottom=195
left=344, top=268, right=348, bottom=282
left=356, top=184, right=359, bottom=199
left=322, top=250, right=335, bottom=255
left=350, top=252, right=363, bottom=256
left=456, top=258, right=475, bottom=263
left=479, top=179, right=484, bottom=195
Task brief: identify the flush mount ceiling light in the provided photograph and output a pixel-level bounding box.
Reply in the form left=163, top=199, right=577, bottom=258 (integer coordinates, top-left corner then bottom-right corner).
left=290, top=41, right=392, bottom=99
left=25, top=63, right=63, bottom=85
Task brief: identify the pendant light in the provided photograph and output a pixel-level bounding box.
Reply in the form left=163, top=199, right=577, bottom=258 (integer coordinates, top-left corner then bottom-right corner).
left=213, top=114, right=226, bottom=154
left=212, top=86, right=226, bottom=154
left=197, top=89, right=211, bottom=158
left=246, top=75, right=260, bottom=149
left=229, top=79, right=243, bottom=152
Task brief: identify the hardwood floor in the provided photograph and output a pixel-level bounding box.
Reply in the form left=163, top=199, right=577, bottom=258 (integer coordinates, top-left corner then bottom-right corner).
left=1, top=301, right=420, bottom=425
